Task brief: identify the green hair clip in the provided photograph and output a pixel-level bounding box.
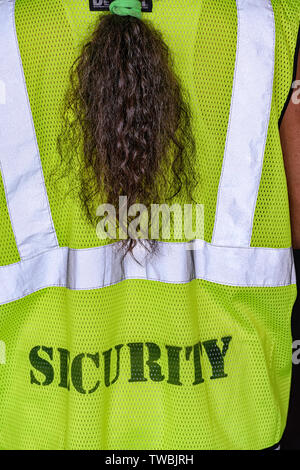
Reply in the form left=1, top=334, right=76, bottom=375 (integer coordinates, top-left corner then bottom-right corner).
left=109, top=0, right=142, bottom=20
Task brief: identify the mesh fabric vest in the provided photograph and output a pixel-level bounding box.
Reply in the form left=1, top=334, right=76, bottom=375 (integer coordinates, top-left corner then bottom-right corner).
left=0, top=0, right=299, bottom=450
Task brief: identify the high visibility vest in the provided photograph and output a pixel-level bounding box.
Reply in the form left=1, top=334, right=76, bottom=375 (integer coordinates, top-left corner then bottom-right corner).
left=0, top=0, right=299, bottom=450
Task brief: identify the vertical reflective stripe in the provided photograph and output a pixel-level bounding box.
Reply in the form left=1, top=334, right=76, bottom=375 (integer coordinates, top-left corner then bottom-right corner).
left=212, top=0, right=275, bottom=247
left=0, top=0, right=58, bottom=260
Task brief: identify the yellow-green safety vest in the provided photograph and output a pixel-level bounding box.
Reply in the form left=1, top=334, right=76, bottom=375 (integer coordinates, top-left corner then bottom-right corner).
left=0, top=0, right=299, bottom=450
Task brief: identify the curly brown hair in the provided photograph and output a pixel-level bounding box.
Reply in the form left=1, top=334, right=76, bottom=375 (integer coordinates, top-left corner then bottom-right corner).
left=57, top=12, right=197, bottom=254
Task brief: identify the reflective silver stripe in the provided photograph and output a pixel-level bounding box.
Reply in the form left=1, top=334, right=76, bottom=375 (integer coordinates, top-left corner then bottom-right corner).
left=0, top=0, right=58, bottom=259
left=0, top=241, right=296, bottom=305
left=212, top=0, right=275, bottom=247
left=0, top=0, right=295, bottom=305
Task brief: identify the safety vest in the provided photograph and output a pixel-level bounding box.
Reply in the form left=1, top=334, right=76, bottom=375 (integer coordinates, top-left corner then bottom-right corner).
left=0, top=0, right=299, bottom=450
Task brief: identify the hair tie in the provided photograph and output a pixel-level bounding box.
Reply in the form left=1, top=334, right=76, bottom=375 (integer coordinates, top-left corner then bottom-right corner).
left=109, top=0, right=142, bottom=20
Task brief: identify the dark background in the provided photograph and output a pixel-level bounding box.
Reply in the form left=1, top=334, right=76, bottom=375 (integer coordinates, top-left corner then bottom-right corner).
left=280, top=250, right=300, bottom=450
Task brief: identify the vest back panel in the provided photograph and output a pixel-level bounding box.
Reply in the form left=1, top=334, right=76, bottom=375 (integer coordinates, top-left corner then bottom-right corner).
left=0, top=0, right=299, bottom=450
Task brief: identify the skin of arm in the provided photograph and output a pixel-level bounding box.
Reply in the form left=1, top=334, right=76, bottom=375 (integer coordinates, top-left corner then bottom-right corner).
left=280, top=50, right=300, bottom=249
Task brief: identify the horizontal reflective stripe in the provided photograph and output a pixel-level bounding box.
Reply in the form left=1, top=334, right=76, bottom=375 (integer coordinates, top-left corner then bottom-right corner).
left=212, top=0, right=275, bottom=247
left=0, top=241, right=296, bottom=305
left=0, top=0, right=58, bottom=259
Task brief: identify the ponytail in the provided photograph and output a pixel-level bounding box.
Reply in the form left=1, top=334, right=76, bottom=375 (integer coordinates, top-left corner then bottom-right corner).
left=58, top=0, right=196, bottom=253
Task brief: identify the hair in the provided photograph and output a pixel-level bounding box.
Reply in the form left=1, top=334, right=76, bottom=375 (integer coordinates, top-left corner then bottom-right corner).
left=57, top=10, right=197, bottom=255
